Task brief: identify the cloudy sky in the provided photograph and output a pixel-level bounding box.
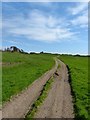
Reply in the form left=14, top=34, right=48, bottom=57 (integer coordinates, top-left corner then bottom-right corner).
left=2, top=2, right=88, bottom=54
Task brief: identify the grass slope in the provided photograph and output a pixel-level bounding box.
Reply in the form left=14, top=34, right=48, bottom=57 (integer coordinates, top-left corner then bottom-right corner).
left=59, top=55, right=88, bottom=119
left=2, top=52, right=55, bottom=103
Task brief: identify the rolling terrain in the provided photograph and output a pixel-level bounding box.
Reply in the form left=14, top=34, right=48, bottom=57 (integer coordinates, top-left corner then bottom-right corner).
left=1, top=52, right=88, bottom=119
left=2, top=52, right=55, bottom=103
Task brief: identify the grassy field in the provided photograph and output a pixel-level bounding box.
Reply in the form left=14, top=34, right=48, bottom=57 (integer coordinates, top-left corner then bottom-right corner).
left=2, top=52, right=89, bottom=119
left=59, top=55, right=88, bottom=119
left=2, top=52, right=55, bottom=103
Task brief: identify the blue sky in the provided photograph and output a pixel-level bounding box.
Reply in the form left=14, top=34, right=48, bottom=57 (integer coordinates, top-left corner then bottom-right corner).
left=2, top=2, right=88, bottom=54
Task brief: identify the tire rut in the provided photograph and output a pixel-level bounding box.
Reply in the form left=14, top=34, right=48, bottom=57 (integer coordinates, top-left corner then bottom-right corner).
left=34, top=60, right=75, bottom=118
left=1, top=59, right=58, bottom=118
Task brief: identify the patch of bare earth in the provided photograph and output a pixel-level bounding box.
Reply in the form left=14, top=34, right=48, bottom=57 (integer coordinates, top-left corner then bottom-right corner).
left=0, top=62, right=2, bottom=66
left=0, top=111, right=2, bottom=120
left=34, top=60, right=74, bottom=118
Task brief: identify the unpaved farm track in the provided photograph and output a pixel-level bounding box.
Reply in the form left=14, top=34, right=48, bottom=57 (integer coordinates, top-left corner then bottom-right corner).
left=34, top=59, right=74, bottom=118
left=1, top=59, right=58, bottom=118
left=1, top=59, right=74, bottom=118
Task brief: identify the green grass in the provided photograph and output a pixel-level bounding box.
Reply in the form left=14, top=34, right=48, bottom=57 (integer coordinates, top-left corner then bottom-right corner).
left=2, top=51, right=89, bottom=119
left=59, top=55, right=88, bottom=119
left=26, top=77, right=54, bottom=119
left=2, top=52, right=55, bottom=103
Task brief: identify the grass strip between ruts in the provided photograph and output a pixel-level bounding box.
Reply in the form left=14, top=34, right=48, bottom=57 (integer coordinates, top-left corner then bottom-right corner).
left=25, top=77, right=54, bottom=119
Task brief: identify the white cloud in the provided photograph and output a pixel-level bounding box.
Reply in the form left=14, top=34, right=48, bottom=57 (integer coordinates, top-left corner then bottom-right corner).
left=3, top=39, right=22, bottom=44
left=68, top=3, right=88, bottom=15
left=67, top=2, right=88, bottom=29
left=3, top=9, right=78, bottom=43
left=70, top=11, right=88, bottom=28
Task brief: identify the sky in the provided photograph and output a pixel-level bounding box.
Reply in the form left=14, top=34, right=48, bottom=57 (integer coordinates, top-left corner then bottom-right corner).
left=2, top=2, right=88, bottom=54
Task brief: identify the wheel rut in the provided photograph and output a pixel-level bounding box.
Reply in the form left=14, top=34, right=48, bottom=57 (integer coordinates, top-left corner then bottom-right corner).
left=34, top=59, right=74, bottom=118
left=1, top=59, right=58, bottom=118
left=1, top=59, right=74, bottom=118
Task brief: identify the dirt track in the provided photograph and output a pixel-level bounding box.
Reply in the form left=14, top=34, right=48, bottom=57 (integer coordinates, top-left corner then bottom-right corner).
left=0, top=111, right=2, bottom=120
left=1, top=59, right=74, bottom=118
left=1, top=59, right=58, bottom=118
left=34, top=59, right=74, bottom=118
